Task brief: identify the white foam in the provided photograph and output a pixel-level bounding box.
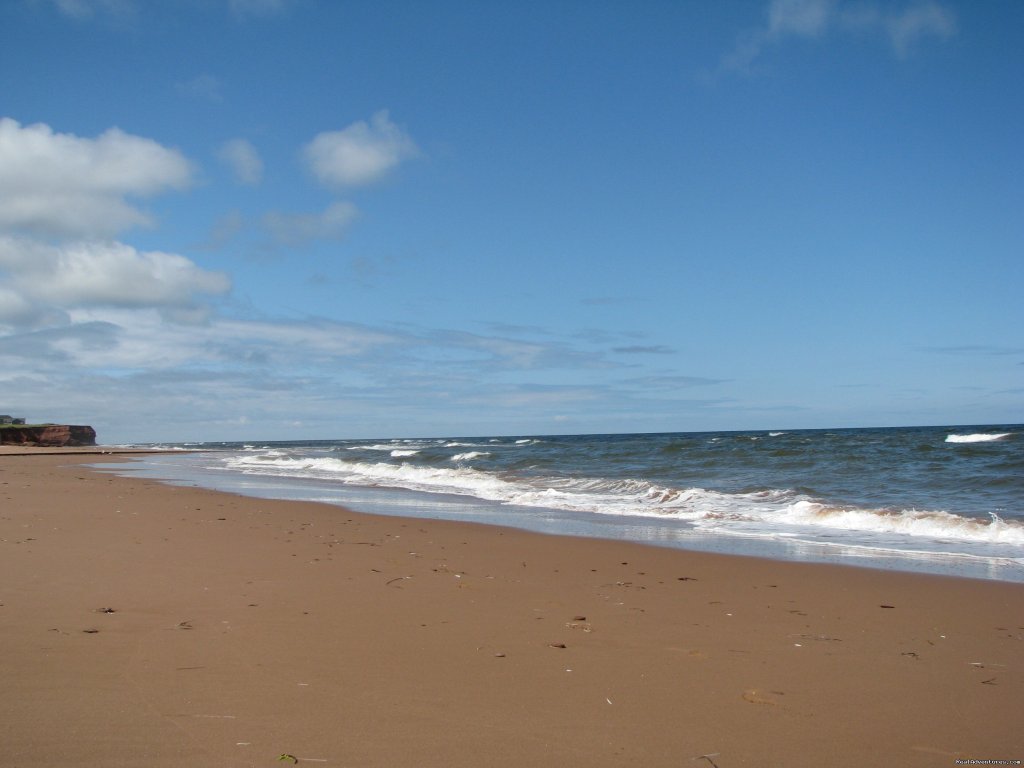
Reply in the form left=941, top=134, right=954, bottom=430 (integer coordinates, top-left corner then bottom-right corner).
left=775, top=501, right=1024, bottom=545
left=221, top=451, right=1024, bottom=551
left=946, top=433, right=1011, bottom=443
left=225, top=453, right=510, bottom=501
left=450, top=452, right=490, bottom=462
left=390, top=449, right=419, bottom=457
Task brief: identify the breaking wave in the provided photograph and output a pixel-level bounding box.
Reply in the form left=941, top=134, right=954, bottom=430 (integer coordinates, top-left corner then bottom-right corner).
left=223, top=451, right=1024, bottom=551
left=450, top=451, right=490, bottom=462
left=946, top=433, right=1011, bottom=443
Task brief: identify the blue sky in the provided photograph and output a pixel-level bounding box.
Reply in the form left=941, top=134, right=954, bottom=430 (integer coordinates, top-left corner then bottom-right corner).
left=0, top=0, right=1021, bottom=443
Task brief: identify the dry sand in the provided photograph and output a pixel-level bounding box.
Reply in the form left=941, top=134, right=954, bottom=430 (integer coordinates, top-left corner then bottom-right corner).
left=1, top=451, right=1021, bottom=767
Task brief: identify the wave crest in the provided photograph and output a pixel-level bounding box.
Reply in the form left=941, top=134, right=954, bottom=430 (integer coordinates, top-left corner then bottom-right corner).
left=779, top=501, right=1024, bottom=545
left=946, top=433, right=1011, bottom=443
left=450, top=451, right=490, bottom=462
left=221, top=450, right=1024, bottom=550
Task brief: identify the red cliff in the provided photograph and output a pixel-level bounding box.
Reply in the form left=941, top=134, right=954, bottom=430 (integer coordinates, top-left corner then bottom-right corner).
left=0, top=425, right=97, bottom=447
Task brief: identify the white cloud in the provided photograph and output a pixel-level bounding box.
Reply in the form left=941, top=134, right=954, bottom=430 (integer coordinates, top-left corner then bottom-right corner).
left=448, top=333, right=551, bottom=369
left=213, top=317, right=399, bottom=361
left=721, top=0, right=956, bottom=73
left=44, top=0, right=294, bottom=23
left=768, top=0, right=835, bottom=37
left=0, top=286, right=737, bottom=440
left=261, top=201, right=358, bottom=246
left=886, top=3, right=956, bottom=56
left=0, top=285, right=47, bottom=327
left=0, top=118, right=194, bottom=238
left=612, top=345, right=675, bottom=355
left=1, top=309, right=400, bottom=373
left=218, top=138, right=264, bottom=185
left=47, top=0, right=134, bottom=19
left=304, top=111, right=418, bottom=188
left=423, top=329, right=609, bottom=372
left=0, top=237, right=229, bottom=321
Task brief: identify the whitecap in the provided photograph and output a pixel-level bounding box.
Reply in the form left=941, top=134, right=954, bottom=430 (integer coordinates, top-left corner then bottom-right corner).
left=450, top=451, right=491, bottom=462
left=348, top=443, right=424, bottom=451
left=945, top=433, right=1010, bottom=443
left=775, top=501, right=1024, bottom=546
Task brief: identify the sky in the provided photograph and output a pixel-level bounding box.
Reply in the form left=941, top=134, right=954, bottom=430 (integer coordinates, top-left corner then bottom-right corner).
left=0, top=0, right=1021, bottom=443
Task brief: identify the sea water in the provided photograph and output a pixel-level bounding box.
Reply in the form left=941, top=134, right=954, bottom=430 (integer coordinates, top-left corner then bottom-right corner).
left=104, top=425, right=1024, bottom=582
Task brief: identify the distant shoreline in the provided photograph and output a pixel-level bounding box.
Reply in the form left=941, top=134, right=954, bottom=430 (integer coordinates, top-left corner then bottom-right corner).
left=0, top=445, right=191, bottom=456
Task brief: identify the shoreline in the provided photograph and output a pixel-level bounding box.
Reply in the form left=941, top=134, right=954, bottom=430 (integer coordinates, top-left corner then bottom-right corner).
left=0, top=445, right=193, bottom=456
left=99, top=446, right=1024, bottom=584
left=1, top=452, right=1021, bottom=766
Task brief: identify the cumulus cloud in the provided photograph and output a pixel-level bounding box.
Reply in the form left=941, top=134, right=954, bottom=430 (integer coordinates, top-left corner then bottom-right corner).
left=0, top=285, right=51, bottom=327
left=721, top=0, right=956, bottom=73
left=0, top=118, right=194, bottom=238
left=0, top=237, right=229, bottom=325
left=218, top=138, right=264, bottom=184
left=304, top=111, right=418, bottom=188
left=261, top=202, right=358, bottom=247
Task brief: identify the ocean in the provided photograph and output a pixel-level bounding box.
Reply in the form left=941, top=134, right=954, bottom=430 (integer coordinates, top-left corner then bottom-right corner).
left=106, top=425, right=1024, bottom=583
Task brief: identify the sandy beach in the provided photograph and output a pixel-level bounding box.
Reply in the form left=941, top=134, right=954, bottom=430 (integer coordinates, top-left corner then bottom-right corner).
left=1, top=451, right=1021, bottom=767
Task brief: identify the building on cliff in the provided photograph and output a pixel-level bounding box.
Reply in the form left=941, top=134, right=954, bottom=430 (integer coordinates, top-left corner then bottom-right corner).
left=0, top=415, right=26, bottom=425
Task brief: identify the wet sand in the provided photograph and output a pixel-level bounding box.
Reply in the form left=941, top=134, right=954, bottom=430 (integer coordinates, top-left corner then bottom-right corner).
left=1, top=451, right=1021, bottom=766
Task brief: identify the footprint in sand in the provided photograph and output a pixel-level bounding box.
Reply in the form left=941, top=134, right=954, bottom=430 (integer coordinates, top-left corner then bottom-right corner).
left=742, top=689, right=781, bottom=705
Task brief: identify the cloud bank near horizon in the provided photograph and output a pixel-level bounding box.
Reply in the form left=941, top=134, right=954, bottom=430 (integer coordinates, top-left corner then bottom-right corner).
left=0, top=116, right=729, bottom=439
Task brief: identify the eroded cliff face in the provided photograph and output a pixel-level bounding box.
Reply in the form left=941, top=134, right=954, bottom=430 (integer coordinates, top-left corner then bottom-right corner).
left=0, top=425, right=97, bottom=447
